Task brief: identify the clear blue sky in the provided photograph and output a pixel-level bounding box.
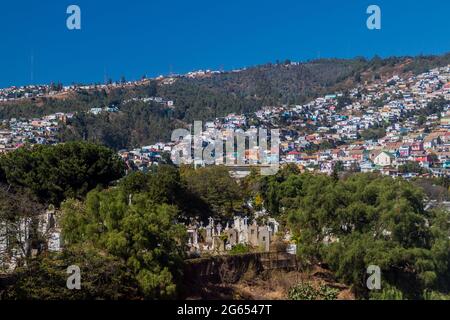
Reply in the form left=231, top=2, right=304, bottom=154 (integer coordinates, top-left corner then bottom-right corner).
left=0, top=0, right=449, bottom=88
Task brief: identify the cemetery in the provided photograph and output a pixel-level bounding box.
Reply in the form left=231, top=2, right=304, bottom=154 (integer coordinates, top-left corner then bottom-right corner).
left=186, top=216, right=283, bottom=256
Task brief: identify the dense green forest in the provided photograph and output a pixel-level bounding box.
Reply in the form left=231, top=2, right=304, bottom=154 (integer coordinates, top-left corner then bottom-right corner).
left=1, top=54, right=449, bottom=150
left=253, top=165, right=450, bottom=300
left=59, top=101, right=177, bottom=150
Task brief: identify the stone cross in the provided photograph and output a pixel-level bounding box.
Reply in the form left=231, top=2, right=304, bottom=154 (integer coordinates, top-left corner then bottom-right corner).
left=192, top=229, right=198, bottom=245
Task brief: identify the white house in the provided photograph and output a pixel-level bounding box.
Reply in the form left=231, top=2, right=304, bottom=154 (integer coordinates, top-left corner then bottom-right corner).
left=374, top=151, right=395, bottom=167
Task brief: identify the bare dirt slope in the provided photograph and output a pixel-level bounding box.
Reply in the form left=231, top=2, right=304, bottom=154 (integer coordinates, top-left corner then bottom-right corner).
left=185, top=266, right=354, bottom=300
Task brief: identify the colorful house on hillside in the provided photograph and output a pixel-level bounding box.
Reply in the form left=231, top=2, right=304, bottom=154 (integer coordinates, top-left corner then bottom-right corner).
left=399, top=145, right=411, bottom=158
left=360, top=161, right=375, bottom=173
left=443, top=160, right=450, bottom=169
left=411, top=142, right=424, bottom=152
left=286, top=151, right=302, bottom=162
left=411, top=152, right=431, bottom=165
left=348, top=148, right=368, bottom=161
left=374, top=151, right=395, bottom=167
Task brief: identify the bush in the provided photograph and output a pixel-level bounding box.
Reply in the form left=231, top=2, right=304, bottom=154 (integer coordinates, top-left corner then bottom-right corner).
left=288, top=282, right=339, bottom=300
left=370, top=285, right=404, bottom=300
left=229, top=244, right=250, bottom=255
left=423, top=290, right=450, bottom=300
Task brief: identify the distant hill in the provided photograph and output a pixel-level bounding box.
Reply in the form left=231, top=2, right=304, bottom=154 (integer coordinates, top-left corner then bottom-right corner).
left=1, top=53, right=449, bottom=150
left=158, top=54, right=450, bottom=123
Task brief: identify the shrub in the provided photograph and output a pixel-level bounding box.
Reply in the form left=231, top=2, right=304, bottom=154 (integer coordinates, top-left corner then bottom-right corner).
left=288, top=282, right=339, bottom=300
left=229, top=244, right=250, bottom=255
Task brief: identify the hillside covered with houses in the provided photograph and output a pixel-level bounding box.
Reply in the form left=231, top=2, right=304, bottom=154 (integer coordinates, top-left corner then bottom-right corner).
left=120, top=65, right=450, bottom=179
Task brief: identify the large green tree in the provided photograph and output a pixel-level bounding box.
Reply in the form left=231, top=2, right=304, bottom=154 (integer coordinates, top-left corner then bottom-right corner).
left=60, top=183, right=187, bottom=299
left=0, top=142, right=125, bottom=205
left=180, top=165, right=243, bottom=219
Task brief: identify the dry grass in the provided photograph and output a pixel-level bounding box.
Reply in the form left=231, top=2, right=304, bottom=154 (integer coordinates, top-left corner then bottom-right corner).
left=185, top=266, right=355, bottom=300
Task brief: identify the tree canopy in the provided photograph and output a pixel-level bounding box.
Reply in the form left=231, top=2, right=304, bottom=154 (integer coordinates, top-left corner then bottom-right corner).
left=0, top=142, right=125, bottom=205
left=180, top=165, right=244, bottom=220
left=253, top=168, right=450, bottom=299
left=60, top=188, right=186, bottom=299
